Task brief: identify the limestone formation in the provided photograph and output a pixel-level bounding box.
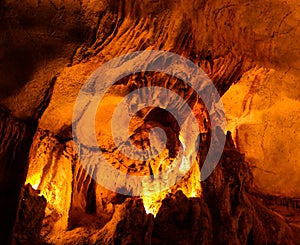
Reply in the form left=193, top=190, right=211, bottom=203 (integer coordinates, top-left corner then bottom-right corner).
left=0, top=0, right=299, bottom=244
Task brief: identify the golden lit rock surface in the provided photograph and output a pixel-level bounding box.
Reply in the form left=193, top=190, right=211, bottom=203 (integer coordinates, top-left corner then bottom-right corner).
left=223, top=67, right=300, bottom=197
left=0, top=0, right=299, bottom=243
left=25, top=129, right=73, bottom=240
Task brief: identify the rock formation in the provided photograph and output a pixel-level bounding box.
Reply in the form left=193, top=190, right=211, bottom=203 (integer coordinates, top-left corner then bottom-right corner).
left=0, top=0, right=299, bottom=244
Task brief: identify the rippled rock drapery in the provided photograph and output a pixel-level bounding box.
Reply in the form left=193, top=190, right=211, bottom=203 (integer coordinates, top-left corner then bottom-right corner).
left=15, top=133, right=300, bottom=244
left=0, top=0, right=299, bottom=244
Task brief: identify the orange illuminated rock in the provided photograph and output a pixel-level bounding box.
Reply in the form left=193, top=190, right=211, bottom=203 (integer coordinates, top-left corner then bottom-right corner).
left=0, top=0, right=299, bottom=243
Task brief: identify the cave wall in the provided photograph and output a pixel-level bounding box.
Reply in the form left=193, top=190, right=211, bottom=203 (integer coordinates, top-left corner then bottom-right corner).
left=223, top=67, right=300, bottom=197
left=0, top=107, right=35, bottom=244
left=0, top=0, right=299, bottom=243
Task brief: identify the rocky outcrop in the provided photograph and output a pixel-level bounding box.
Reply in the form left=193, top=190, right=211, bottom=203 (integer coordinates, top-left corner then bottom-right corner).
left=25, top=128, right=73, bottom=240
left=152, top=191, right=212, bottom=245
left=15, top=131, right=300, bottom=244
left=201, top=132, right=297, bottom=244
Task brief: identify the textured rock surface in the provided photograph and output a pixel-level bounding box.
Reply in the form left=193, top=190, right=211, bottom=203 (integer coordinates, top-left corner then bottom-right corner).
left=13, top=184, right=46, bottom=244
left=0, top=0, right=299, bottom=244
left=0, top=107, right=37, bottom=244
left=22, top=118, right=298, bottom=243
left=223, top=67, right=300, bottom=197
left=152, top=191, right=213, bottom=245
left=25, top=129, right=73, bottom=240
left=201, top=133, right=298, bottom=244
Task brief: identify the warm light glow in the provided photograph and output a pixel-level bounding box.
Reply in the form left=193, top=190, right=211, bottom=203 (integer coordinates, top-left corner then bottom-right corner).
left=142, top=161, right=202, bottom=216
left=25, top=95, right=203, bottom=219
left=142, top=135, right=202, bottom=216
left=25, top=173, right=41, bottom=190
left=142, top=191, right=168, bottom=217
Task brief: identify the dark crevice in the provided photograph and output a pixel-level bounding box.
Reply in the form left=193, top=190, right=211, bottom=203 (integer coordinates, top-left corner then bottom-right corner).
left=86, top=180, right=97, bottom=214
